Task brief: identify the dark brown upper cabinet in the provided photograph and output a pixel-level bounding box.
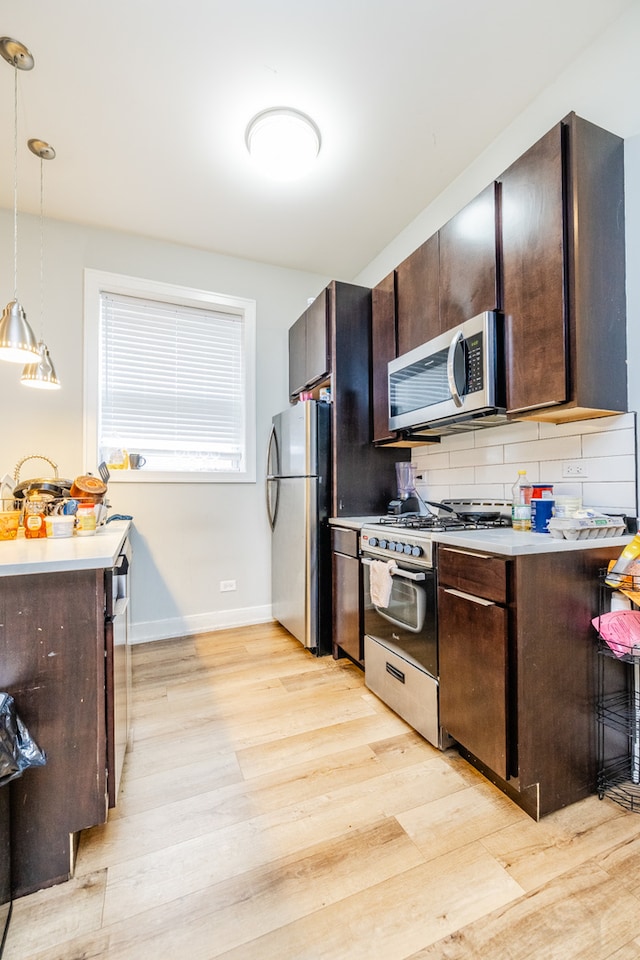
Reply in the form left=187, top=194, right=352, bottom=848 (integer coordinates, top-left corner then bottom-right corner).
left=438, top=182, right=499, bottom=331
left=371, top=270, right=397, bottom=443
left=288, top=288, right=329, bottom=399
left=499, top=113, right=627, bottom=422
left=395, top=233, right=440, bottom=356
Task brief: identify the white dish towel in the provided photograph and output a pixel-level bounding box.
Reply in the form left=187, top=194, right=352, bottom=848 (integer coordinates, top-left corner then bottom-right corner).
left=369, top=559, right=397, bottom=608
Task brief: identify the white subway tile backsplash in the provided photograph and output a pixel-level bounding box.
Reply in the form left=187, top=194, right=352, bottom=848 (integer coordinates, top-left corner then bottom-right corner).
left=504, top=435, right=582, bottom=463
left=411, top=414, right=638, bottom=515
left=582, top=428, right=636, bottom=458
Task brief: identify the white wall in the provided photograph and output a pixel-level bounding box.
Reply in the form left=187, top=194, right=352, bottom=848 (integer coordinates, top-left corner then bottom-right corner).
left=0, top=213, right=329, bottom=641
left=355, top=3, right=640, bottom=517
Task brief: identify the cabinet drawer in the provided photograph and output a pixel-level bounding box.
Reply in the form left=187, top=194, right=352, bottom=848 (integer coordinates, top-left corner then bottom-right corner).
left=331, top=526, right=359, bottom=558
left=437, top=546, right=508, bottom=604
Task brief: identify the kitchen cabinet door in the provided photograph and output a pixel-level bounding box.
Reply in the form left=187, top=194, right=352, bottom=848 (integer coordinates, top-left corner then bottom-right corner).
left=500, top=113, right=626, bottom=421
left=395, top=233, right=440, bottom=356
left=438, top=585, right=509, bottom=779
left=331, top=528, right=363, bottom=662
left=439, top=182, right=499, bottom=331
left=371, top=270, right=396, bottom=443
left=288, top=289, right=329, bottom=399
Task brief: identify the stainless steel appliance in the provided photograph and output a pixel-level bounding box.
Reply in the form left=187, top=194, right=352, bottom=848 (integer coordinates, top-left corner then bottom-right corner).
left=387, top=462, right=421, bottom=516
left=104, top=536, right=132, bottom=807
left=266, top=401, right=331, bottom=653
left=388, top=311, right=506, bottom=434
left=360, top=504, right=510, bottom=749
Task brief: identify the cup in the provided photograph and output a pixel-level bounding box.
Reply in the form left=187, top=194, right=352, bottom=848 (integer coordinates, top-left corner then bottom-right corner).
left=128, top=453, right=146, bottom=469
left=531, top=498, right=555, bottom=533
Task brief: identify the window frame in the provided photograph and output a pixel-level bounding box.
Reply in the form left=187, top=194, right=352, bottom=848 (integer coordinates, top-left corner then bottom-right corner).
left=83, top=269, right=257, bottom=483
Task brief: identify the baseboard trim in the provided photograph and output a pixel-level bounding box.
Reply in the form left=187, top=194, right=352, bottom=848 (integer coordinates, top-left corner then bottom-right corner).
left=130, top=604, right=273, bottom=644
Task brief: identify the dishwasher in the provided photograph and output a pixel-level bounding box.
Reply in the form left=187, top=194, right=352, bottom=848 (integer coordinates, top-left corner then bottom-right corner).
left=105, top=537, right=132, bottom=807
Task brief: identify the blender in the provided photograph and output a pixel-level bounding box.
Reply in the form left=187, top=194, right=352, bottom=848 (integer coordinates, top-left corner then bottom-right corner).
left=387, top=462, right=420, bottom=515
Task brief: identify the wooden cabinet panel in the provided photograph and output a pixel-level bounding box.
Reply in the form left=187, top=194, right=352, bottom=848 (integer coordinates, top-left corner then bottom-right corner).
left=439, top=585, right=509, bottom=779
left=395, top=234, right=440, bottom=355
left=500, top=113, right=626, bottom=421
left=332, top=545, right=362, bottom=662
left=500, top=122, right=567, bottom=413
left=0, top=570, right=107, bottom=896
left=438, top=547, right=508, bottom=604
left=288, top=288, right=329, bottom=398
left=371, top=271, right=396, bottom=443
left=439, top=183, right=499, bottom=331
left=288, top=313, right=307, bottom=398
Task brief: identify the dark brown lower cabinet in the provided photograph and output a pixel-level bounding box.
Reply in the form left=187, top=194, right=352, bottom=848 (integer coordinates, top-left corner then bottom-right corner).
left=0, top=569, right=108, bottom=897
left=437, top=543, right=623, bottom=819
left=331, top=526, right=363, bottom=663
left=439, top=584, right=508, bottom=780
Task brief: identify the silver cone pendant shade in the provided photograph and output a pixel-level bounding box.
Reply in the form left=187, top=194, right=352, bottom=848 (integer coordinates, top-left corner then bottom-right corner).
left=0, top=299, right=40, bottom=363
left=21, top=340, right=60, bottom=389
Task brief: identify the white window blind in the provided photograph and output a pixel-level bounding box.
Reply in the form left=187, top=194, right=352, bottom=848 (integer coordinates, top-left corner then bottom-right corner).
left=99, top=291, right=247, bottom=474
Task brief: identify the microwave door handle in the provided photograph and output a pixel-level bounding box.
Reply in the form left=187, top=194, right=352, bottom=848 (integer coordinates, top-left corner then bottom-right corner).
left=447, top=331, right=465, bottom=408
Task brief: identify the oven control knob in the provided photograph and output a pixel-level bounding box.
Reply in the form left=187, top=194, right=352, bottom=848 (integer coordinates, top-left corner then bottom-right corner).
left=411, top=545, right=423, bottom=557
left=368, top=537, right=378, bottom=548
left=388, top=541, right=397, bottom=551
left=379, top=539, right=388, bottom=549
left=403, top=544, right=413, bottom=555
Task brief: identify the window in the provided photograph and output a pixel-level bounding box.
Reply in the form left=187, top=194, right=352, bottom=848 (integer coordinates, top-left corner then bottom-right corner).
left=84, top=270, right=256, bottom=482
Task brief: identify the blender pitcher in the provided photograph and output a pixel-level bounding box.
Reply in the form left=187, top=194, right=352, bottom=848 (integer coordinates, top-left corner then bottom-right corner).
left=388, top=462, right=420, bottom=515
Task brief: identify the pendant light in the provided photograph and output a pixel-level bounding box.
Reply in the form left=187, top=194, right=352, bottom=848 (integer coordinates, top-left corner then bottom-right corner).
left=21, top=139, right=60, bottom=390
left=0, top=38, right=39, bottom=364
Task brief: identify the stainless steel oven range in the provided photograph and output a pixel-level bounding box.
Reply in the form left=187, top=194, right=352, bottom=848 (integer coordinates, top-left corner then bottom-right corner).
left=360, top=503, right=510, bottom=750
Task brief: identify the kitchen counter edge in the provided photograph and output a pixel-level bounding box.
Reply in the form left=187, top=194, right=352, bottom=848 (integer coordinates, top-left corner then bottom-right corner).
left=432, top=528, right=632, bottom=556
left=329, top=516, right=385, bottom=531
left=0, top=520, right=131, bottom=577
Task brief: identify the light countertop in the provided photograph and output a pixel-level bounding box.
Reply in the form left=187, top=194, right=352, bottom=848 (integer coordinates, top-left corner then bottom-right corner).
left=332, top=515, right=632, bottom=556
left=0, top=520, right=131, bottom=577
left=431, top=527, right=632, bottom=556
left=329, top=516, right=385, bottom=531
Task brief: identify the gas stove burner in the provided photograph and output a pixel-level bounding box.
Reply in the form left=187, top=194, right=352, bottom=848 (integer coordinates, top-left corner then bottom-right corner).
left=374, top=513, right=511, bottom=532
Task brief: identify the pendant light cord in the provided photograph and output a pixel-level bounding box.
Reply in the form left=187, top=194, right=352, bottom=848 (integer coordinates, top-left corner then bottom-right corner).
left=39, top=155, right=44, bottom=340
left=12, top=61, right=18, bottom=300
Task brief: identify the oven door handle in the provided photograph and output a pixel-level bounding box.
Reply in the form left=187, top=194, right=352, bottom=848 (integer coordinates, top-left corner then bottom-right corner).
left=361, top=557, right=425, bottom=582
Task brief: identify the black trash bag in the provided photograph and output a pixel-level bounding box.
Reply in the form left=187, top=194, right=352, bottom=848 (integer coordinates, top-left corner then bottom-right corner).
left=0, top=693, right=47, bottom=787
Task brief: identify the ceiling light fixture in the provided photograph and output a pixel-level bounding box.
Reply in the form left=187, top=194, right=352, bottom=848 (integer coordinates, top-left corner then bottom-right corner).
left=21, top=139, right=60, bottom=390
left=0, top=37, right=40, bottom=364
left=245, top=107, right=321, bottom=181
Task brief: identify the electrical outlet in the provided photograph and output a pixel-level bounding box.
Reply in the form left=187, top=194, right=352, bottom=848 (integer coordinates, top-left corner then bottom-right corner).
left=219, top=579, right=237, bottom=592
left=562, top=461, right=588, bottom=478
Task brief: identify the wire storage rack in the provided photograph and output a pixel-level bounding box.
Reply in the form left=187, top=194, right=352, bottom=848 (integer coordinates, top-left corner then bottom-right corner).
left=595, top=568, right=640, bottom=811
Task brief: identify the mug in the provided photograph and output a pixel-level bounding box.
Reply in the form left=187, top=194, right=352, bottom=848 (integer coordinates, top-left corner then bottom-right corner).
left=128, top=453, right=146, bottom=469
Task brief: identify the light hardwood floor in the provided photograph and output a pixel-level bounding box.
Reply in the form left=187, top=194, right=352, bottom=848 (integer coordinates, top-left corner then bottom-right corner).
left=5, top=621, right=640, bottom=959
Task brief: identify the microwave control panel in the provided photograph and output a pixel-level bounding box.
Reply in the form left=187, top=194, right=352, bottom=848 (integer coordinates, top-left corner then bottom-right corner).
left=465, top=333, right=484, bottom=394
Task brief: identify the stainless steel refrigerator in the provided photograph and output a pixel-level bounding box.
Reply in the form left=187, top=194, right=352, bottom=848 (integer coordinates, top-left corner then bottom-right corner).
left=266, top=400, right=331, bottom=653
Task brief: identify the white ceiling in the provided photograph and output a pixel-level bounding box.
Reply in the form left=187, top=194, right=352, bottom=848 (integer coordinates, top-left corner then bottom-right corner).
left=0, top=0, right=636, bottom=279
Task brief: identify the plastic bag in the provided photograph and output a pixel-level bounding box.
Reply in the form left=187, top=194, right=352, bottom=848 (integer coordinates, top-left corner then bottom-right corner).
left=0, top=693, right=47, bottom=787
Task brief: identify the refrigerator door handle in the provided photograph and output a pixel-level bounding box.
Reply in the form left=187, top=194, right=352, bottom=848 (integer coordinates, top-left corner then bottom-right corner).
left=266, top=426, right=280, bottom=530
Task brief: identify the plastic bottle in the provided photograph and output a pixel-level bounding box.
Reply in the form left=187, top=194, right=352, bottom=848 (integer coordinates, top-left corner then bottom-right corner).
left=511, top=469, right=532, bottom=532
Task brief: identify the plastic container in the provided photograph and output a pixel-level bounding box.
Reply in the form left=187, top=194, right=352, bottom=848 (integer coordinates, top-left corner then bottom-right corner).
left=44, top=515, right=76, bottom=539
left=531, top=483, right=554, bottom=499
left=76, top=505, right=97, bottom=536
left=606, top=534, right=640, bottom=584
left=511, top=470, right=532, bottom=532
left=0, top=500, right=20, bottom=541
left=548, top=516, right=626, bottom=540
left=554, top=496, right=582, bottom=517
left=531, top=498, right=555, bottom=533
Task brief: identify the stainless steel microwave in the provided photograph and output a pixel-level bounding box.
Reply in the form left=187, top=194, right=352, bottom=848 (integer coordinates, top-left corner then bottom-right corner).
left=388, top=311, right=505, bottom=433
